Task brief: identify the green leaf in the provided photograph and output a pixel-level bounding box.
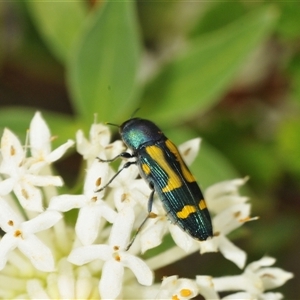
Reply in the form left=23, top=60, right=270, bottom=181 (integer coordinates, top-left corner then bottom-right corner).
left=141, top=6, right=278, bottom=125
left=276, top=117, right=300, bottom=177
left=26, top=1, right=87, bottom=62
left=68, top=1, right=141, bottom=123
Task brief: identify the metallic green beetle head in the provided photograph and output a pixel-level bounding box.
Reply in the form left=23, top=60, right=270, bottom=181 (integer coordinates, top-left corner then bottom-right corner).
left=120, top=118, right=164, bottom=151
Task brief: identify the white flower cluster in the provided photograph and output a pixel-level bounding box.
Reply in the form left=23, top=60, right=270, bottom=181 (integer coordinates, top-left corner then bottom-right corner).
left=0, top=112, right=293, bottom=299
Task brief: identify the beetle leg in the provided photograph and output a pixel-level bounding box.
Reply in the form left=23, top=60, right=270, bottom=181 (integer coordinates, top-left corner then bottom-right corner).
left=95, top=160, right=136, bottom=192
left=97, top=151, right=134, bottom=163
left=126, top=188, right=155, bottom=251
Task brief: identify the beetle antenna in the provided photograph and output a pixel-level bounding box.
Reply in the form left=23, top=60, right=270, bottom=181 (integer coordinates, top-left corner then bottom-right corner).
left=130, top=108, right=141, bottom=119
left=106, top=122, right=120, bottom=128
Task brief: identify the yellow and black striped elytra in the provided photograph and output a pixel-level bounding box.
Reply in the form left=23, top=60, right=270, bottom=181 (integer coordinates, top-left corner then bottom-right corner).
left=97, top=118, right=213, bottom=249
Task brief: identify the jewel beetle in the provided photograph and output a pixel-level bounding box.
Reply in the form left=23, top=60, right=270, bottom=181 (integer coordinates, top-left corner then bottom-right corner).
left=97, top=118, right=213, bottom=249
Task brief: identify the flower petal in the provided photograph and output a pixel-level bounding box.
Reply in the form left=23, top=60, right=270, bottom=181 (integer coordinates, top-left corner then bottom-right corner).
left=18, top=235, right=55, bottom=271
left=257, top=267, right=294, bottom=290
left=49, top=195, right=87, bottom=211
left=27, top=279, right=50, bottom=299
left=213, top=203, right=251, bottom=235
left=169, top=223, right=195, bottom=252
left=0, top=178, right=15, bottom=196
left=178, top=138, right=201, bottom=166
left=0, top=233, right=18, bottom=270
left=196, top=276, right=220, bottom=300
left=121, top=252, right=153, bottom=286
left=75, top=205, right=102, bottom=246
left=46, top=140, right=75, bottom=163
left=21, top=210, right=62, bottom=234
left=218, top=235, right=246, bottom=269
left=109, top=207, right=134, bottom=249
left=25, top=174, right=63, bottom=187
left=100, top=259, right=124, bottom=299
left=14, top=182, right=43, bottom=212
left=140, top=219, right=166, bottom=253
left=259, top=292, right=283, bottom=300
left=0, top=199, right=23, bottom=230
left=222, top=292, right=252, bottom=299
left=0, top=128, right=24, bottom=168
left=83, top=159, right=110, bottom=198
left=29, top=112, right=51, bottom=157
left=68, top=245, right=111, bottom=265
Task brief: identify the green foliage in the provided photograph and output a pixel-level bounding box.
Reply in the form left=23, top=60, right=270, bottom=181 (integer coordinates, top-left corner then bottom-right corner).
left=27, top=1, right=87, bottom=62
left=67, top=2, right=141, bottom=122
left=141, top=6, right=278, bottom=124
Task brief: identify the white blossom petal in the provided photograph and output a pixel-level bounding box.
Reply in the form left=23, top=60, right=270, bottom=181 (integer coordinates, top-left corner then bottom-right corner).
left=46, top=140, right=74, bottom=163
left=75, top=205, right=102, bottom=245
left=68, top=245, right=111, bottom=265
left=121, top=252, right=153, bottom=286
left=18, top=235, right=55, bottom=272
left=257, top=267, right=294, bottom=290
left=222, top=292, right=253, bottom=299
left=0, top=199, right=23, bottom=230
left=169, top=223, right=195, bottom=252
left=178, top=138, right=201, bottom=166
left=25, top=174, right=63, bottom=187
left=247, top=257, right=276, bottom=272
left=140, top=218, right=166, bottom=253
left=100, top=259, right=123, bottom=299
left=0, top=233, right=18, bottom=270
left=205, top=178, right=248, bottom=214
left=196, top=276, right=220, bottom=300
left=213, top=203, right=251, bottom=235
left=27, top=279, right=50, bottom=299
left=0, top=128, right=24, bottom=168
left=0, top=178, right=15, bottom=196
left=57, top=259, right=75, bottom=299
left=49, top=194, right=87, bottom=211
left=14, top=181, right=43, bottom=212
left=259, top=292, right=283, bottom=300
left=83, top=159, right=110, bottom=198
left=109, top=207, right=134, bottom=249
left=218, top=235, right=247, bottom=269
left=21, top=210, right=62, bottom=234
left=29, top=112, right=51, bottom=157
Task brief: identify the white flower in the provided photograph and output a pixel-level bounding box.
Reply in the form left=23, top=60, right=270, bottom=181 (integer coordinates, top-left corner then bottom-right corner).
left=205, top=178, right=249, bottom=214
left=0, top=114, right=293, bottom=300
left=196, top=276, right=220, bottom=300
left=155, top=275, right=199, bottom=300
left=0, top=199, right=62, bottom=271
left=49, top=159, right=117, bottom=245
left=76, top=122, right=124, bottom=166
left=199, top=178, right=254, bottom=268
left=28, top=111, right=75, bottom=172
left=68, top=206, right=153, bottom=299
left=0, top=128, right=63, bottom=211
left=212, top=256, right=294, bottom=299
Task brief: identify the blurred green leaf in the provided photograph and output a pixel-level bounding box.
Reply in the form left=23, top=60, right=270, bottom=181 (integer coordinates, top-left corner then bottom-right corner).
left=275, top=2, right=300, bottom=40
left=141, top=6, right=278, bottom=125
left=190, top=1, right=247, bottom=37
left=276, top=117, right=300, bottom=177
left=26, top=1, right=87, bottom=62
left=68, top=1, right=141, bottom=123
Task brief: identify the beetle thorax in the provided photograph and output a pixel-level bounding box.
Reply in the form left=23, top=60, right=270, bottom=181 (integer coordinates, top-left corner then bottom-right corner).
left=120, top=118, right=163, bottom=150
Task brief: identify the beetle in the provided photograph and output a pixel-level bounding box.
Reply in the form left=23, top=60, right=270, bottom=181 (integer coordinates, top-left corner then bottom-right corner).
left=97, top=118, right=213, bottom=249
